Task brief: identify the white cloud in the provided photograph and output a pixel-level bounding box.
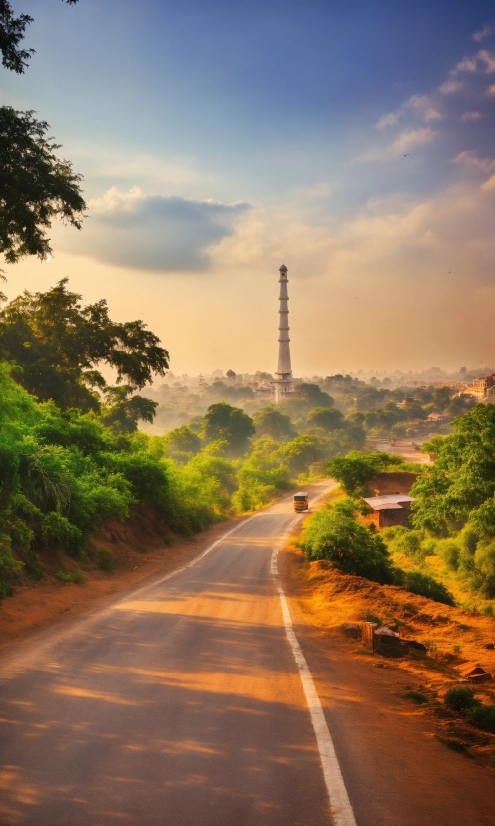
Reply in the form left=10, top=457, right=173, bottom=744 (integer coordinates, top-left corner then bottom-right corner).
left=461, top=110, right=482, bottom=121
left=438, top=79, right=463, bottom=94
left=452, top=151, right=495, bottom=173
left=407, top=94, right=442, bottom=121
left=478, top=49, right=495, bottom=72
left=481, top=174, right=495, bottom=192
left=64, top=187, right=250, bottom=272
left=356, top=128, right=437, bottom=163
left=456, top=56, right=479, bottom=73
left=375, top=111, right=401, bottom=130
left=486, top=82, right=495, bottom=95
left=473, top=24, right=495, bottom=42
left=375, top=95, right=441, bottom=130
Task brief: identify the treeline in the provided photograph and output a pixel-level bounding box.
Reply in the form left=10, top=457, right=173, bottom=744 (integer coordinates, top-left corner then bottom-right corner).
left=0, top=282, right=370, bottom=596
left=144, top=371, right=472, bottom=440
left=299, top=408, right=495, bottom=611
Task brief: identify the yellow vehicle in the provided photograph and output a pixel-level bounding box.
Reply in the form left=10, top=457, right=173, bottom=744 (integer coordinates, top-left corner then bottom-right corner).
left=293, top=492, right=309, bottom=512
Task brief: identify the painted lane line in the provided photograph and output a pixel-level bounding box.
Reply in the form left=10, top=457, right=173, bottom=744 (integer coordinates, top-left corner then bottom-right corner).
left=150, top=481, right=337, bottom=590
left=271, top=528, right=357, bottom=826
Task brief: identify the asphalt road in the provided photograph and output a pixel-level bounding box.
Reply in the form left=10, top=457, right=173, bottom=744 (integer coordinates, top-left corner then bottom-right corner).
left=2, top=481, right=495, bottom=826
left=0, top=482, right=335, bottom=826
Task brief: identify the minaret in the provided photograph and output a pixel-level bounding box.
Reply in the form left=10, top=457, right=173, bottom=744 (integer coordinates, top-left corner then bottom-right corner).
left=273, top=264, right=293, bottom=403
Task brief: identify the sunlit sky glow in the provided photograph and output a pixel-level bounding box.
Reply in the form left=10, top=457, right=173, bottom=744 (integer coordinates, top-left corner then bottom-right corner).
left=3, top=0, right=495, bottom=376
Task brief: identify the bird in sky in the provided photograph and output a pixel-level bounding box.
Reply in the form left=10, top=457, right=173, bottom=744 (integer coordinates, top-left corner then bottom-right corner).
left=404, top=153, right=409, bottom=157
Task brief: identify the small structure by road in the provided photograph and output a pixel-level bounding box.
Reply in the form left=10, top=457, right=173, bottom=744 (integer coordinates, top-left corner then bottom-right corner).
left=362, top=493, right=415, bottom=528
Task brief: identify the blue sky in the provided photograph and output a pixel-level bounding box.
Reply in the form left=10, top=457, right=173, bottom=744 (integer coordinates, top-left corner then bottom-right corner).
left=3, top=0, right=495, bottom=375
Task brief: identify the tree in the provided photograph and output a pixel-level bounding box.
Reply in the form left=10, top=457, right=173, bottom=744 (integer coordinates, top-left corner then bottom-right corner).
left=252, top=405, right=295, bottom=441
left=0, top=279, right=169, bottom=412
left=0, top=107, right=86, bottom=264
left=226, top=369, right=236, bottom=379
left=328, top=450, right=404, bottom=495
left=412, top=405, right=495, bottom=534
left=202, top=402, right=255, bottom=451
left=99, top=386, right=158, bottom=435
left=280, top=433, right=325, bottom=474
left=300, top=498, right=393, bottom=584
left=1, top=3, right=85, bottom=265
left=0, top=0, right=78, bottom=74
left=307, top=406, right=344, bottom=432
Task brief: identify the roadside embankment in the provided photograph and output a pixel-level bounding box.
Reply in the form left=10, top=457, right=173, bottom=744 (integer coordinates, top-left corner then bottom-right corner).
left=0, top=514, right=244, bottom=651
left=279, top=523, right=495, bottom=764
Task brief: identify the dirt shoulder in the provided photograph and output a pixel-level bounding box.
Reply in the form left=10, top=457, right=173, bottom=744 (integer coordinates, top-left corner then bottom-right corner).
left=279, top=521, right=495, bottom=768
left=0, top=515, right=246, bottom=652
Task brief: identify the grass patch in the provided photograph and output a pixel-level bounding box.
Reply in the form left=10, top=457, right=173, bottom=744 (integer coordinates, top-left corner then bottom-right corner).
left=403, top=690, right=429, bottom=704
left=54, top=570, right=85, bottom=584
left=96, top=547, right=116, bottom=572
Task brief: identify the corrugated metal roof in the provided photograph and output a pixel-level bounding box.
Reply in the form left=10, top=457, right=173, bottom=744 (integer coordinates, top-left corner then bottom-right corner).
left=363, top=494, right=414, bottom=512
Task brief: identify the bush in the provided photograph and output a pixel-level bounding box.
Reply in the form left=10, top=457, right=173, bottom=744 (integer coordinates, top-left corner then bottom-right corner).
left=393, top=569, right=455, bottom=606
left=467, top=704, right=495, bottom=733
left=300, top=498, right=394, bottom=584
left=382, top=526, right=426, bottom=562
left=96, top=547, right=115, bottom=572
left=54, top=570, right=84, bottom=584
left=444, top=685, right=479, bottom=713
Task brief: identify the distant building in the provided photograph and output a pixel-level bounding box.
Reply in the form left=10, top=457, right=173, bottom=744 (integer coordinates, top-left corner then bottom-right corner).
left=427, top=412, right=449, bottom=422
left=463, top=374, right=495, bottom=400
left=362, top=494, right=415, bottom=528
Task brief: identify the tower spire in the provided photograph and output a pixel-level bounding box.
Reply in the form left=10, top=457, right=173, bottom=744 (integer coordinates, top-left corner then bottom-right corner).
left=273, top=264, right=293, bottom=403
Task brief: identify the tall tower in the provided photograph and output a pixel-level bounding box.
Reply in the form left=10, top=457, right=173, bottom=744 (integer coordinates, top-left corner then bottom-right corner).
left=273, top=264, right=293, bottom=403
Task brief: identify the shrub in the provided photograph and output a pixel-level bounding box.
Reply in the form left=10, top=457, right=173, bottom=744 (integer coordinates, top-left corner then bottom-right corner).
left=393, top=569, right=455, bottom=606
left=444, top=685, right=479, bottom=713
left=300, top=498, right=394, bottom=584
left=54, top=570, right=84, bottom=584
left=467, top=704, right=495, bottom=733
left=96, top=547, right=115, bottom=572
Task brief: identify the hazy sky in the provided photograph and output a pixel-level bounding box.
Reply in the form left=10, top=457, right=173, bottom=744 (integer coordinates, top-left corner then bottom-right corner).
left=3, top=0, right=495, bottom=376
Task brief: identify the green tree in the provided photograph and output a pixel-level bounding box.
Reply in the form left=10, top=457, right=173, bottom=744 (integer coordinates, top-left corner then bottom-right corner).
left=279, top=433, right=325, bottom=474
left=252, top=405, right=295, bottom=440
left=99, top=386, right=158, bottom=435
left=0, top=0, right=78, bottom=74
left=202, top=402, right=255, bottom=451
left=300, top=498, right=393, bottom=584
left=412, top=405, right=495, bottom=535
left=307, top=406, right=344, bottom=432
left=0, top=107, right=86, bottom=264
left=328, top=451, right=404, bottom=496
left=0, top=279, right=169, bottom=412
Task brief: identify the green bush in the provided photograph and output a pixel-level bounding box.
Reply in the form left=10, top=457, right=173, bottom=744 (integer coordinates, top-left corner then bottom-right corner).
left=444, top=685, right=479, bottom=713
left=467, top=704, right=495, bottom=733
left=393, top=569, right=455, bottom=606
left=300, top=498, right=394, bottom=584
left=96, top=547, right=115, bottom=572
left=54, top=570, right=84, bottom=584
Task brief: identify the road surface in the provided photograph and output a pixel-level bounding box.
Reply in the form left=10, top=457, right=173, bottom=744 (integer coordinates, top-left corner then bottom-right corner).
left=1, top=481, right=495, bottom=826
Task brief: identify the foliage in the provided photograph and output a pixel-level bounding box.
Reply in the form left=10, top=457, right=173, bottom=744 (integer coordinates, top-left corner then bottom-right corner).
left=411, top=405, right=495, bottom=535
left=328, top=450, right=405, bottom=495
left=306, top=406, right=345, bottom=431
left=392, top=568, right=455, bottom=606
left=381, top=526, right=426, bottom=563
left=252, top=405, right=295, bottom=440
left=202, top=402, right=255, bottom=452
left=299, top=498, right=394, bottom=584
left=0, top=108, right=85, bottom=263
left=444, top=685, right=479, bottom=713
left=0, top=279, right=169, bottom=412
left=99, top=386, right=158, bottom=434
left=0, top=0, right=78, bottom=74
left=467, top=704, right=495, bottom=733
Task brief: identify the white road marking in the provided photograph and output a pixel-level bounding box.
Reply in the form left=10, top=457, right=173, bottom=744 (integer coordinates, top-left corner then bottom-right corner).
left=271, top=494, right=357, bottom=826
